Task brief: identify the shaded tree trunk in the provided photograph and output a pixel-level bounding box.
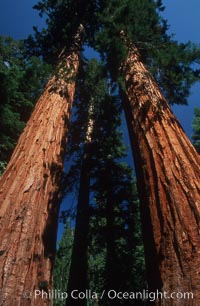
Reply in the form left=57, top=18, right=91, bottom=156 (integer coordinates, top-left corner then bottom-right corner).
left=0, top=27, right=83, bottom=306
left=66, top=104, right=93, bottom=306
left=104, top=175, right=118, bottom=306
left=122, top=38, right=200, bottom=305
left=66, top=151, right=90, bottom=306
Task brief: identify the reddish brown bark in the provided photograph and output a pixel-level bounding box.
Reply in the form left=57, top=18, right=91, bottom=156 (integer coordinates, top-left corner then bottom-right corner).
left=122, top=39, right=200, bottom=305
left=0, top=46, right=80, bottom=305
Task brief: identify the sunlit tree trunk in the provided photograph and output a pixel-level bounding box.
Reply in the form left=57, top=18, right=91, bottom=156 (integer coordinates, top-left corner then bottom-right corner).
left=0, top=26, right=83, bottom=306
left=122, top=36, right=200, bottom=305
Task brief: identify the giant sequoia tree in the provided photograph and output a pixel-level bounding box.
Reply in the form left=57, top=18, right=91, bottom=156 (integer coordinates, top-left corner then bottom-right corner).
left=121, top=36, right=200, bottom=305
left=0, top=27, right=83, bottom=306
left=91, top=1, right=200, bottom=304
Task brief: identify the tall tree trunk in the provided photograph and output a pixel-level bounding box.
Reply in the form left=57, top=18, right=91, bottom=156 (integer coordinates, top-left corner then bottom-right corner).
left=66, top=151, right=90, bottom=306
left=121, top=36, right=200, bottom=305
left=104, top=176, right=117, bottom=306
left=0, top=26, right=83, bottom=306
left=66, top=104, right=93, bottom=306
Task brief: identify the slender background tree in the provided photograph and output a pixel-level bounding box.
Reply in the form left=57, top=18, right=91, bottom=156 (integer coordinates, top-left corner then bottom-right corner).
left=53, top=220, right=74, bottom=306
left=53, top=59, right=146, bottom=306
left=192, top=107, right=200, bottom=153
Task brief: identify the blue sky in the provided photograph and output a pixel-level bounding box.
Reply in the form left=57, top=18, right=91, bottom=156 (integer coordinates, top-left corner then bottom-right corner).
left=0, top=0, right=44, bottom=39
left=0, top=0, right=200, bottom=138
left=162, top=0, right=200, bottom=44
left=162, top=0, right=200, bottom=138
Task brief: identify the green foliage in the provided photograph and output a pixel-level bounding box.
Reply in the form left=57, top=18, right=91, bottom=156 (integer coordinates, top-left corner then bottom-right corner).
left=0, top=36, right=51, bottom=165
left=30, top=0, right=200, bottom=105
left=53, top=220, right=74, bottom=306
left=192, top=107, right=200, bottom=153
left=89, top=177, right=146, bottom=305
left=87, top=78, right=146, bottom=302
left=62, top=58, right=110, bottom=193
left=27, top=0, right=99, bottom=63
left=94, top=0, right=165, bottom=68
left=92, top=0, right=200, bottom=104
left=0, top=161, right=7, bottom=176
left=151, top=41, right=200, bottom=104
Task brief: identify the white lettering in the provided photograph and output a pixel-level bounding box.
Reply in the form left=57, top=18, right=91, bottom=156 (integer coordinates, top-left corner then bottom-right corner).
left=35, top=290, right=41, bottom=298
left=71, top=290, right=78, bottom=299
left=108, top=290, right=117, bottom=299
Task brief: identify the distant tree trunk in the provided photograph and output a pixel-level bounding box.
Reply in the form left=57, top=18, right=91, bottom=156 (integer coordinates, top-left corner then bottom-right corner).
left=66, top=104, right=93, bottom=306
left=105, top=191, right=116, bottom=290
left=66, top=151, right=90, bottom=306
left=0, top=26, right=83, bottom=306
left=104, top=174, right=118, bottom=306
left=121, top=36, right=200, bottom=305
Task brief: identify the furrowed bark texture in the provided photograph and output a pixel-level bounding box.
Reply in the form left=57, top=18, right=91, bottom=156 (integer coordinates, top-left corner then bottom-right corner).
left=122, top=44, right=200, bottom=305
left=0, top=50, right=80, bottom=306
